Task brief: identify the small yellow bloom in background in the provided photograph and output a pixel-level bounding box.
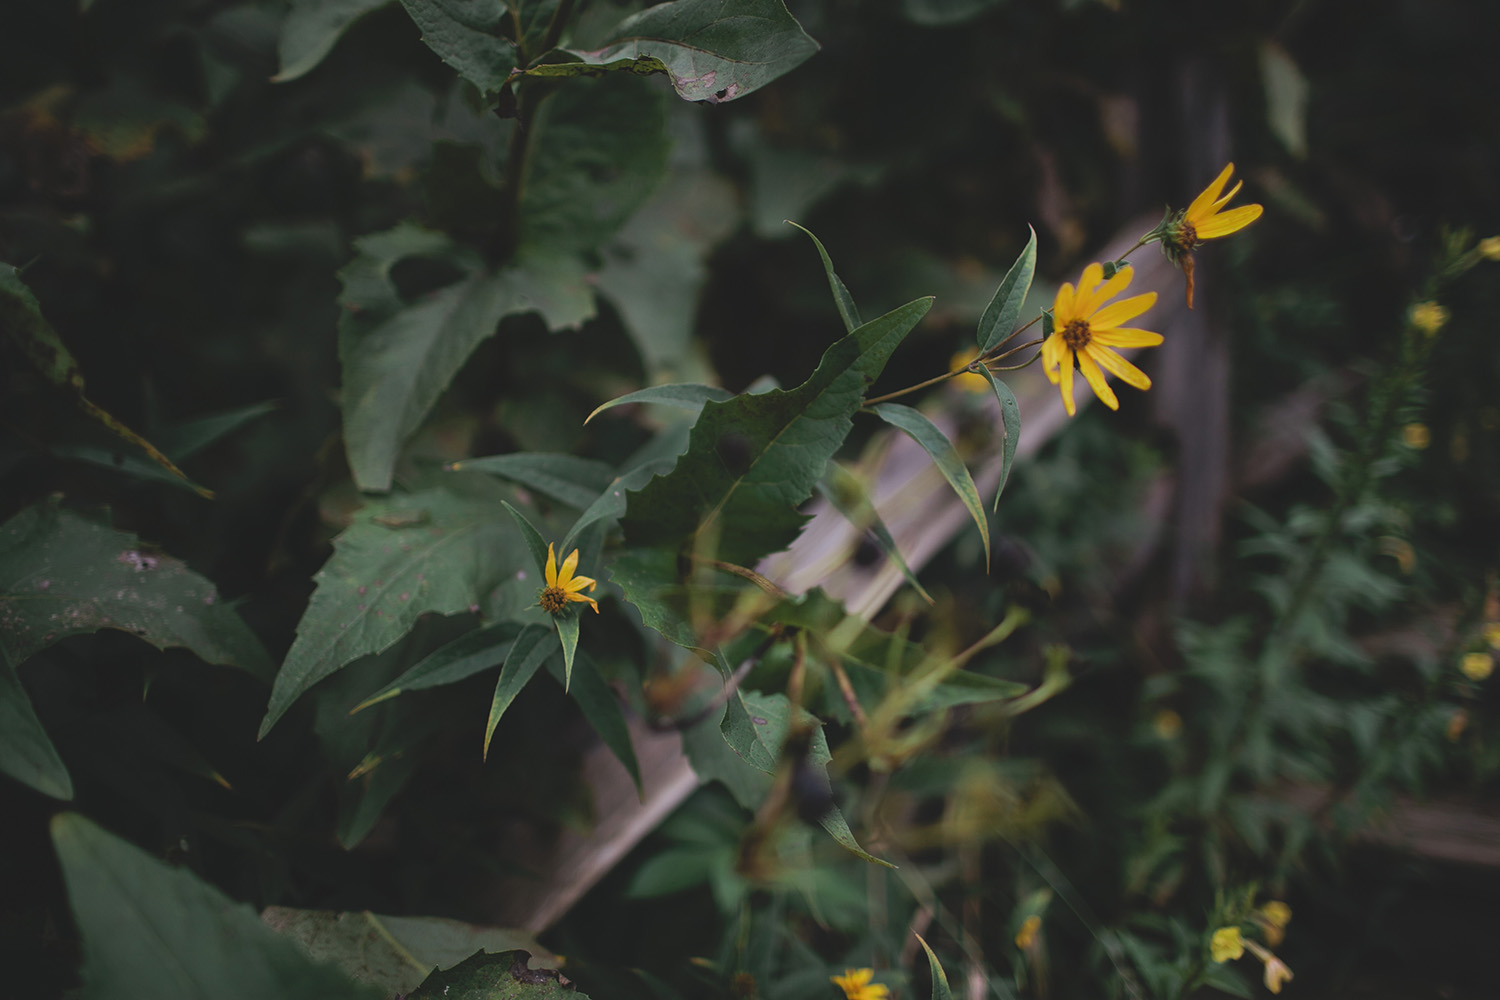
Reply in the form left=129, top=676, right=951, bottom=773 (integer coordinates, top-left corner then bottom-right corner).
left=1210, top=926, right=1244, bottom=963
left=949, top=347, right=992, bottom=393
left=1152, top=708, right=1183, bottom=739
left=1042, top=263, right=1162, bottom=417
left=539, top=543, right=599, bottom=616
left=1447, top=708, right=1469, bottom=742
left=1162, top=163, right=1264, bottom=308
left=1461, top=651, right=1494, bottom=682
left=1259, top=901, right=1291, bottom=929
left=1015, top=914, right=1042, bottom=949
left=1261, top=954, right=1294, bottom=994
left=831, top=967, right=889, bottom=1000
left=1478, top=236, right=1500, bottom=260
left=1410, top=301, right=1449, bottom=336
left=1483, top=622, right=1500, bottom=649
left=1401, top=423, right=1430, bottom=450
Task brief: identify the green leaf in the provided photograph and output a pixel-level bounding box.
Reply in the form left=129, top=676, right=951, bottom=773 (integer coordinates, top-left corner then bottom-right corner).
left=51, top=813, right=379, bottom=1000
left=0, top=499, right=272, bottom=677
left=980, top=367, right=1021, bottom=509
left=787, top=221, right=860, bottom=333
left=976, top=226, right=1036, bottom=354
left=585, top=383, right=734, bottom=424
left=916, top=934, right=953, bottom=1000
left=554, top=611, right=580, bottom=691
left=547, top=651, right=641, bottom=794
left=901, top=0, right=1006, bottom=27
left=483, top=624, right=556, bottom=759
left=274, top=0, right=392, bottom=82
left=259, top=485, right=521, bottom=738
left=351, top=623, right=521, bottom=713
left=621, top=297, right=933, bottom=567
left=518, top=74, right=670, bottom=255
left=870, top=403, right=990, bottom=568
left=818, top=463, right=931, bottom=604
left=1261, top=41, right=1309, bottom=159
left=0, top=644, right=72, bottom=800
left=561, top=458, right=680, bottom=552
left=681, top=702, right=772, bottom=809
left=501, top=500, right=554, bottom=578
left=153, top=400, right=280, bottom=461
left=262, top=909, right=556, bottom=997
left=409, top=951, right=587, bottom=998
left=453, top=453, right=615, bottom=509
left=398, top=0, right=518, bottom=93
left=563, top=0, right=819, bottom=104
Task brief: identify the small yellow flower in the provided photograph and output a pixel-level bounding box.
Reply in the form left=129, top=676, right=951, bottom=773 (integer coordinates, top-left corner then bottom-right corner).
left=1041, top=263, right=1161, bottom=417
left=1401, top=423, right=1430, bottom=450
left=1162, top=163, right=1264, bottom=308
left=1461, top=651, right=1493, bottom=682
left=830, top=968, right=889, bottom=1000
left=1484, top=622, right=1500, bottom=649
left=1015, top=914, right=1042, bottom=949
left=1152, top=708, right=1183, bottom=739
left=539, top=543, right=598, bottom=616
left=1259, top=901, right=1291, bottom=929
left=1210, top=926, right=1244, bottom=963
left=949, top=347, right=991, bottom=393
left=1478, top=236, right=1500, bottom=261
left=1410, top=301, right=1449, bottom=336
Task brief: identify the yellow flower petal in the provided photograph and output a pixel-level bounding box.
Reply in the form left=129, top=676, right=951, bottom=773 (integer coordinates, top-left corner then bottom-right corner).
left=1088, top=291, right=1159, bottom=330
left=1053, top=280, right=1077, bottom=320
left=544, top=543, right=559, bottom=587
left=1059, top=360, right=1078, bottom=417
left=1077, top=351, right=1119, bottom=410
left=1186, top=163, right=1236, bottom=223
left=1195, top=202, right=1264, bottom=239
left=1210, top=926, right=1244, bottom=963
left=1087, top=344, right=1152, bottom=391
left=1090, top=327, right=1164, bottom=348
left=1073, top=265, right=1134, bottom=318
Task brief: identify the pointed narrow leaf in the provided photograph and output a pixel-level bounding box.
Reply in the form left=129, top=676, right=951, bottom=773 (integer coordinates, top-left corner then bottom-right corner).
left=274, top=0, right=391, bottom=82
left=561, top=0, right=818, bottom=104
left=818, top=464, right=931, bottom=604
left=483, top=624, right=556, bottom=759
left=818, top=806, right=892, bottom=868
left=548, top=651, right=641, bottom=794
left=397, top=0, right=517, bottom=94
left=787, top=221, right=860, bottom=332
left=0, top=644, right=72, bottom=800
left=870, top=403, right=990, bottom=568
left=452, top=454, right=614, bottom=510
left=352, top=623, right=520, bottom=713
left=976, top=226, right=1037, bottom=354
left=501, top=501, right=551, bottom=577
left=585, top=383, right=734, bottom=424
left=622, top=298, right=933, bottom=567
left=917, top=934, right=954, bottom=1000
left=555, top=613, right=580, bottom=692
left=561, top=459, right=678, bottom=553
left=981, top=368, right=1022, bottom=509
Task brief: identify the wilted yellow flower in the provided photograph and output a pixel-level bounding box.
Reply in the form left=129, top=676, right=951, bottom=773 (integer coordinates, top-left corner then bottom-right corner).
left=1255, top=900, right=1292, bottom=946
left=1402, top=423, right=1430, bottom=449
left=1042, top=263, right=1161, bottom=417
left=1478, top=236, right=1500, bottom=261
left=831, top=968, right=889, bottom=1000
left=1261, top=954, right=1294, bottom=994
left=1483, top=622, right=1500, bottom=649
left=1461, top=651, right=1493, bottom=681
left=1161, top=163, right=1264, bottom=307
left=949, top=347, right=991, bottom=393
left=1210, top=926, right=1244, bottom=963
left=539, top=543, right=598, bottom=615
left=1015, top=915, right=1042, bottom=949
left=1410, top=301, right=1449, bottom=336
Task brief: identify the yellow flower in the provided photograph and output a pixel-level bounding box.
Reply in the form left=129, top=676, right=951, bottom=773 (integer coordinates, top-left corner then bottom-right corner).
left=1259, top=901, right=1291, bottom=929
left=1461, top=651, right=1493, bottom=682
left=949, top=347, right=992, bottom=393
left=1152, top=708, right=1183, bottom=739
left=831, top=968, right=889, bottom=1000
left=539, top=543, right=599, bottom=616
left=1042, top=263, right=1161, bottom=417
left=1401, top=423, right=1430, bottom=449
left=1210, top=926, right=1244, bottom=963
left=1162, top=163, right=1264, bottom=308
left=1410, top=301, right=1449, bottom=336
left=1015, top=914, right=1042, bottom=949
left=1478, top=236, right=1500, bottom=261
left=1483, top=622, right=1500, bottom=649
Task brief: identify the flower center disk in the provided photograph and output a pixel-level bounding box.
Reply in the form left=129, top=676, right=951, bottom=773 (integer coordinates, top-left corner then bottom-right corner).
left=540, top=587, right=568, bottom=615
left=1062, top=318, right=1092, bottom=350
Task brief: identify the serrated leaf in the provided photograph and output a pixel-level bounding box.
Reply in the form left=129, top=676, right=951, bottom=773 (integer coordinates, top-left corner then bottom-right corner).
left=483, top=624, right=556, bottom=759
left=547, top=651, right=641, bottom=794
left=681, top=701, right=772, bottom=809
left=52, top=813, right=378, bottom=1000
left=398, top=0, right=517, bottom=93
left=259, top=486, right=521, bottom=738
left=409, top=951, right=587, bottom=998
left=916, top=934, right=953, bottom=1000
left=453, top=453, right=615, bottom=509
left=561, top=458, right=679, bottom=552
left=0, top=500, right=272, bottom=677
left=585, top=383, right=734, bottom=424
left=352, top=623, right=520, bottom=713
left=979, top=367, right=1021, bottom=508
left=274, top=0, right=392, bottom=82
left=870, top=403, right=989, bottom=568
left=518, top=74, right=669, bottom=255
left=563, top=0, right=818, bottom=104
left=263, top=909, right=556, bottom=996
left=818, top=464, right=931, bottom=604
left=0, top=644, right=72, bottom=800
left=787, top=221, right=860, bottom=333
left=621, top=297, right=933, bottom=567
left=976, top=226, right=1036, bottom=353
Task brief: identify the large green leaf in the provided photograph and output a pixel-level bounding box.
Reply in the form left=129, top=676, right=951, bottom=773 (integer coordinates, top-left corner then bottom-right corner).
left=483, top=623, right=556, bottom=758
left=274, top=0, right=392, bottom=82
left=352, top=623, right=521, bottom=713
left=52, top=813, right=379, bottom=1000
left=409, top=951, right=587, bottom=999
left=620, top=297, right=933, bottom=567
left=259, top=485, right=521, bottom=738
left=563, top=0, right=819, bottom=104
left=450, top=453, right=615, bottom=509
left=0, top=499, right=272, bottom=677
left=916, top=934, right=954, bottom=1000
left=0, top=644, right=72, bottom=800
left=548, top=651, right=641, bottom=794
left=975, top=226, right=1036, bottom=354
left=398, top=0, right=518, bottom=93
left=584, top=383, right=734, bottom=424
left=870, top=402, right=990, bottom=567
left=518, top=74, right=670, bottom=254
left=263, top=909, right=556, bottom=996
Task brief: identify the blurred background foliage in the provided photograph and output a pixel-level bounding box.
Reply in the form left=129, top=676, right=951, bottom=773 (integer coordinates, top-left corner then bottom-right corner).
left=3, top=0, right=1500, bottom=998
